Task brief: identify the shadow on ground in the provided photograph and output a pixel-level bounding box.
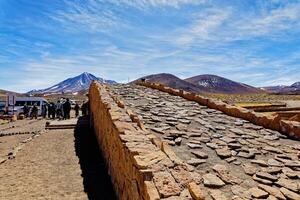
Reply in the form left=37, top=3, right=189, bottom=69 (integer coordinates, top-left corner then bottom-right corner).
left=74, top=116, right=117, bottom=200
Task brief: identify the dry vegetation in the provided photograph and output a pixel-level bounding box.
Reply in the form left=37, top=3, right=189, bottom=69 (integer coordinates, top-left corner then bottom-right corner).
left=205, top=93, right=300, bottom=104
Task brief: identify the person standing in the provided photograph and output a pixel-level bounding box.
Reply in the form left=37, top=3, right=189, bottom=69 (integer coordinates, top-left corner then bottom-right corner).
left=74, top=103, right=80, bottom=118
left=31, top=104, right=38, bottom=120
left=56, top=100, right=63, bottom=120
left=47, top=103, right=51, bottom=119
left=23, top=104, right=29, bottom=118
left=42, top=104, right=47, bottom=118
left=63, top=99, right=71, bottom=120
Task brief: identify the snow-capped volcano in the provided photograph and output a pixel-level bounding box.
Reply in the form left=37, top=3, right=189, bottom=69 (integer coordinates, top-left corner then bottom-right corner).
left=28, top=72, right=116, bottom=95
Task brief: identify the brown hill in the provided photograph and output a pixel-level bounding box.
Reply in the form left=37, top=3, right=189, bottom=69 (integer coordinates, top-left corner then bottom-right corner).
left=134, top=73, right=205, bottom=93
left=184, top=74, right=263, bottom=94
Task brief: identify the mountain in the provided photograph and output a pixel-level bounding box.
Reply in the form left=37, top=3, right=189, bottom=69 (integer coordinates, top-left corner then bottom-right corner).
left=28, top=72, right=116, bottom=95
left=263, top=81, right=300, bottom=94
left=135, top=73, right=262, bottom=94
left=184, top=74, right=263, bottom=94
left=134, top=73, right=205, bottom=93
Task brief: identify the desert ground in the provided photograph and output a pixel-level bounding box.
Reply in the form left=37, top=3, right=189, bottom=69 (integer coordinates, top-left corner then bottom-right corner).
left=0, top=116, right=116, bottom=200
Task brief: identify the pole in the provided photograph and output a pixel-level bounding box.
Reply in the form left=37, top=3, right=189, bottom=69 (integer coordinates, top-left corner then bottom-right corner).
left=13, top=96, right=15, bottom=115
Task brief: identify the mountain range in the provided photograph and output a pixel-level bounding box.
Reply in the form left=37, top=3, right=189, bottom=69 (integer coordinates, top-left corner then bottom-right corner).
left=137, top=73, right=263, bottom=94
left=262, top=82, right=300, bottom=94
left=1, top=72, right=299, bottom=96
left=28, top=72, right=116, bottom=95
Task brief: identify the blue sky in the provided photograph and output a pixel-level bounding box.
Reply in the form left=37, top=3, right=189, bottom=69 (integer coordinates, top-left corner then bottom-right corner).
left=1, top=0, right=300, bottom=92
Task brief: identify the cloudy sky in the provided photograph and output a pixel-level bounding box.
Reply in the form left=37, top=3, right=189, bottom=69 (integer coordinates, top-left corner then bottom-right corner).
left=1, top=0, right=300, bottom=92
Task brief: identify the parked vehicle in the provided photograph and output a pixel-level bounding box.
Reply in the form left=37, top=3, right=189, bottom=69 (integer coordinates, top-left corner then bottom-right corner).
left=1, top=97, right=48, bottom=116
left=0, top=101, right=5, bottom=115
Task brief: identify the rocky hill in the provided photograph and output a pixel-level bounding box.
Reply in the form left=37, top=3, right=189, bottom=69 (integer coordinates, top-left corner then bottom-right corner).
left=185, top=74, right=263, bottom=94
left=136, top=73, right=263, bottom=94
left=262, top=81, right=300, bottom=94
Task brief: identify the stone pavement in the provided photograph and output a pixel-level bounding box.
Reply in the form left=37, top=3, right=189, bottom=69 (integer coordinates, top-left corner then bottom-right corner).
left=109, top=84, right=300, bottom=200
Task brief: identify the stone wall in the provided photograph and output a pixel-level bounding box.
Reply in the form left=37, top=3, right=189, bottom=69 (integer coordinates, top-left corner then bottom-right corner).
left=137, top=81, right=300, bottom=140
left=89, top=81, right=200, bottom=200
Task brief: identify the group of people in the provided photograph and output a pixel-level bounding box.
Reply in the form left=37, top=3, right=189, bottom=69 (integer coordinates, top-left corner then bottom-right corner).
left=23, top=99, right=89, bottom=120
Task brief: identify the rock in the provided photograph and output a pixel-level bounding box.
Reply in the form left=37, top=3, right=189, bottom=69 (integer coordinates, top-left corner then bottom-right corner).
left=203, top=173, right=225, bottom=188
left=209, top=189, right=228, bottom=200
left=153, top=171, right=182, bottom=198
left=251, top=159, right=268, bottom=167
left=280, top=187, right=300, bottom=200
left=215, top=148, right=232, bottom=159
left=268, top=158, right=284, bottom=167
left=230, top=128, right=244, bottom=135
left=256, top=171, right=278, bottom=182
left=237, top=151, right=255, bottom=159
left=191, top=151, right=208, bottom=159
left=171, top=165, right=193, bottom=187
left=248, top=187, right=269, bottom=199
left=175, top=137, right=182, bottom=145
left=206, top=143, right=219, bottom=149
left=188, top=182, right=205, bottom=200
left=262, top=167, right=282, bottom=174
left=253, top=174, right=273, bottom=185
left=231, top=185, right=250, bottom=198
left=228, top=143, right=242, bottom=150
left=187, top=143, right=202, bottom=149
left=284, top=160, right=300, bottom=168
left=264, top=135, right=279, bottom=140
left=187, top=158, right=206, bottom=166
left=168, top=141, right=176, bottom=146
left=263, top=146, right=283, bottom=154
left=212, top=164, right=228, bottom=174
left=242, top=163, right=257, bottom=175
left=275, top=178, right=299, bottom=193
left=282, top=167, right=298, bottom=178
left=258, top=184, right=286, bottom=200
left=225, top=157, right=236, bottom=163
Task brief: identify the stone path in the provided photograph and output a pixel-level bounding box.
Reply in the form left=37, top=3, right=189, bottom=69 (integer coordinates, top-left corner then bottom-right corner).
left=0, top=118, right=116, bottom=200
left=109, top=84, right=300, bottom=200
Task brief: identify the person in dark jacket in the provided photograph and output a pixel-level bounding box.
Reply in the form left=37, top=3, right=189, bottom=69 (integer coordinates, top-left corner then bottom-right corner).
left=31, top=104, right=38, bottom=120
left=23, top=104, right=29, bottom=118
left=63, top=99, right=71, bottom=120
left=42, top=104, right=47, bottom=118
left=74, top=103, right=80, bottom=118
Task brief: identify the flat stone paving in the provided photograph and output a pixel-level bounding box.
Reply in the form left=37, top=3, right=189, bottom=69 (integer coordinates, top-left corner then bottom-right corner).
left=109, top=84, right=300, bottom=200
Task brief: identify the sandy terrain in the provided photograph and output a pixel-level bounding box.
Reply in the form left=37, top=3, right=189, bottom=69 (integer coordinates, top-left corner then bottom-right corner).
left=0, top=118, right=116, bottom=200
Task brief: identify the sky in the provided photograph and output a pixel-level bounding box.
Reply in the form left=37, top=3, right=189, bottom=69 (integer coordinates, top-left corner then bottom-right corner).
left=0, top=0, right=300, bottom=92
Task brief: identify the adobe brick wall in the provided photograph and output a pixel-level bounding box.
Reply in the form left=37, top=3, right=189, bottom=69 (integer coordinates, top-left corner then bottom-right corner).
left=89, top=81, right=198, bottom=200
left=137, top=81, right=300, bottom=140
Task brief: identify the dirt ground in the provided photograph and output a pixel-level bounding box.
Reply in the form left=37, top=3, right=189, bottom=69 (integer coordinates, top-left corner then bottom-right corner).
left=0, top=118, right=116, bottom=200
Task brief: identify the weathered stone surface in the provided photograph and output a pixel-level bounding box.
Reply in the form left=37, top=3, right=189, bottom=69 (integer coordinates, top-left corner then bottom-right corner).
left=215, top=148, right=232, bottom=159
left=203, top=173, right=225, bottom=188
left=144, top=181, right=160, bottom=200
left=188, top=182, right=205, bottom=200
left=187, top=158, right=206, bottom=166
left=242, top=163, right=257, bottom=175
left=275, top=178, right=299, bottom=193
left=191, top=151, right=208, bottom=159
left=251, top=159, right=268, bottom=167
left=171, top=165, right=193, bottom=187
left=248, top=187, right=269, bottom=199
left=209, top=189, right=228, bottom=200
left=153, top=171, right=182, bottom=198
left=253, top=174, right=273, bottom=185
left=258, top=184, right=286, bottom=200
left=280, top=187, right=300, bottom=200
left=256, top=171, right=278, bottom=182
left=187, top=143, right=202, bottom=149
